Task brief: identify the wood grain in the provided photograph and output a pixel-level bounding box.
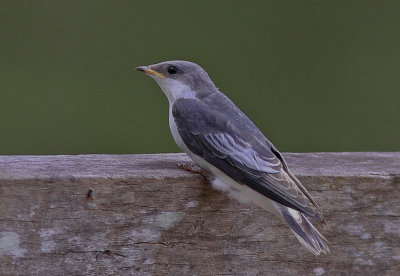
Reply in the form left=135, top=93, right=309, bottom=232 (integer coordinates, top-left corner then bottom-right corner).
left=0, top=153, right=399, bottom=275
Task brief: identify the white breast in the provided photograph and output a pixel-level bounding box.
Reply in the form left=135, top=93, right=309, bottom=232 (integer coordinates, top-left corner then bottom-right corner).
left=168, top=105, right=215, bottom=173
left=168, top=105, right=189, bottom=152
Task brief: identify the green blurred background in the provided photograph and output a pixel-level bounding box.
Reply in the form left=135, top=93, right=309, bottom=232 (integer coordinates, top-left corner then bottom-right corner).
left=1, top=1, right=399, bottom=155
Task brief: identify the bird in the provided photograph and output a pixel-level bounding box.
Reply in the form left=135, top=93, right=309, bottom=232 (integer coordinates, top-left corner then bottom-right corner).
left=136, top=60, right=329, bottom=255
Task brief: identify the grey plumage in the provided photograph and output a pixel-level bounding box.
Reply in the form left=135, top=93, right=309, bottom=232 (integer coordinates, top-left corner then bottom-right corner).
left=172, top=97, right=322, bottom=220
left=136, top=60, right=329, bottom=255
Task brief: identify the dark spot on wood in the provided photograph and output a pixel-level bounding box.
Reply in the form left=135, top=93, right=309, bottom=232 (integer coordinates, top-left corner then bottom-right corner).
left=87, top=188, right=94, bottom=199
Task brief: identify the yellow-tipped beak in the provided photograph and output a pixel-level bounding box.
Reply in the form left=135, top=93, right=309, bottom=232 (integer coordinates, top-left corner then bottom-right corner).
left=136, top=66, right=166, bottom=79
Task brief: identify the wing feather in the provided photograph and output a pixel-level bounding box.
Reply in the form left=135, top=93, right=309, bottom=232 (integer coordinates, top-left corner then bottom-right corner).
left=172, top=98, right=322, bottom=219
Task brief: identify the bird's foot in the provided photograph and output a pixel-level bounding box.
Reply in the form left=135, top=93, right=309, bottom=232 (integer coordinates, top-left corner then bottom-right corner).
left=177, top=162, right=202, bottom=173
left=177, top=162, right=213, bottom=182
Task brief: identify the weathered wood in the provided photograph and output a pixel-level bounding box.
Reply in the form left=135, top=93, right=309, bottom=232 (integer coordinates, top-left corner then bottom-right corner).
left=0, top=152, right=399, bottom=275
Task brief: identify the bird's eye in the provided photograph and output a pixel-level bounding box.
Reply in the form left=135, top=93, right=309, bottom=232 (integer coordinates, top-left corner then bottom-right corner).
left=167, top=66, right=178, bottom=74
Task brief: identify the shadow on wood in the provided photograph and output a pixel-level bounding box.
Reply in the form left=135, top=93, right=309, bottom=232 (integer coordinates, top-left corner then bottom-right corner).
left=0, top=153, right=399, bottom=275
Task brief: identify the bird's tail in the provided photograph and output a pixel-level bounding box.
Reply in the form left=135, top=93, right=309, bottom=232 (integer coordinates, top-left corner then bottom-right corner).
left=279, top=206, right=330, bottom=255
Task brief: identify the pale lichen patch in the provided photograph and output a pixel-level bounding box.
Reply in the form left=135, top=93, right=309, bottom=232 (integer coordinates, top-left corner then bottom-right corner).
left=340, top=223, right=371, bottom=239
left=39, top=228, right=58, bottom=253
left=0, top=232, right=26, bottom=257
left=185, top=200, right=199, bottom=208
left=40, top=228, right=56, bottom=238
left=41, top=240, right=56, bottom=253
left=147, top=211, right=184, bottom=230
left=313, top=267, right=325, bottom=275
left=131, top=228, right=161, bottom=243
left=130, top=212, right=184, bottom=243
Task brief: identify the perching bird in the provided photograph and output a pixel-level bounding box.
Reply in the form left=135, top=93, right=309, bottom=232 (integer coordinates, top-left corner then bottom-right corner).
left=136, top=60, right=329, bottom=255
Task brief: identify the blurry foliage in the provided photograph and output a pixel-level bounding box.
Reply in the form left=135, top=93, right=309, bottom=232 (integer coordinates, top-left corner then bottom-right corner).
left=0, top=1, right=399, bottom=154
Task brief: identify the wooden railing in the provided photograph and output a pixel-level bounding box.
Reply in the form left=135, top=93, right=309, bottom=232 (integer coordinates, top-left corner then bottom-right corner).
left=0, top=153, right=399, bottom=275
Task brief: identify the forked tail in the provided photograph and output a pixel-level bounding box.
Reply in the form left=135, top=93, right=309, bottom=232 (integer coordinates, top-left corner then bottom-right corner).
left=280, top=207, right=330, bottom=255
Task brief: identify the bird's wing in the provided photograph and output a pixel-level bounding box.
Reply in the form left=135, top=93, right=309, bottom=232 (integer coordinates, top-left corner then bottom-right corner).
left=172, top=98, right=321, bottom=219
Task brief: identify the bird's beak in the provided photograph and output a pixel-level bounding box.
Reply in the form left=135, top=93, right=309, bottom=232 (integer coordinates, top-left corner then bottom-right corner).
left=135, top=66, right=166, bottom=79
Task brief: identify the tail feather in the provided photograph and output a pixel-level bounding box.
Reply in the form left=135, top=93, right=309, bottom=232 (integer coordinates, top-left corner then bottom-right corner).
left=280, top=207, right=330, bottom=255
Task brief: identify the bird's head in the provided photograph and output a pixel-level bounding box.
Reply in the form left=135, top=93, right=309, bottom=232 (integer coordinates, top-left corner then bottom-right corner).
left=136, top=60, right=217, bottom=103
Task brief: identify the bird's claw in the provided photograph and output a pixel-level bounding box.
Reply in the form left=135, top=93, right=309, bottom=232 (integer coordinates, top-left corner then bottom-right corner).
left=177, top=162, right=213, bottom=182
left=177, top=162, right=202, bottom=173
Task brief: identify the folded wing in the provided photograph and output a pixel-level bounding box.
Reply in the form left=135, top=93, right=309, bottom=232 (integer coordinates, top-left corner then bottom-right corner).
left=172, top=98, right=323, bottom=220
